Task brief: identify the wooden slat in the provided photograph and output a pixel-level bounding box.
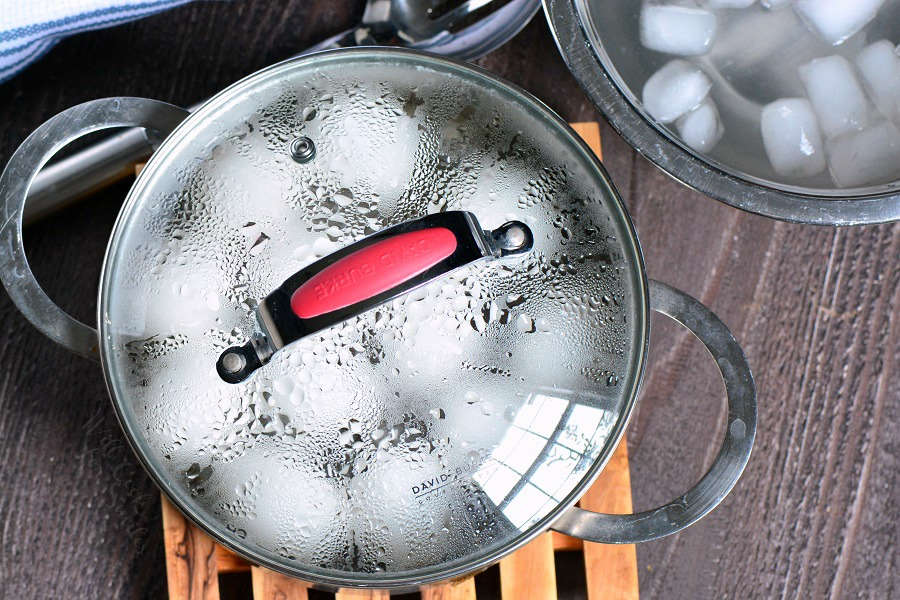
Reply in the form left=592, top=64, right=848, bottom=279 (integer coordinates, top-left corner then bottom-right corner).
left=160, top=122, right=637, bottom=600
left=421, top=576, right=477, bottom=600
left=420, top=121, right=609, bottom=600
left=161, top=495, right=221, bottom=600
left=581, top=440, right=639, bottom=600
left=551, top=531, right=583, bottom=552
left=497, top=123, right=611, bottom=600
left=251, top=567, right=309, bottom=600
left=499, top=532, right=558, bottom=600
left=334, top=589, right=390, bottom=599
left=548, top=123, right=602, bottom=568
left=566, top=121, right=638, bottom=600
left=569, top=121, right=603, bottom=161
left=215, top=545, right=251, bottom=573
left=552, top=121, right=608, bottom=552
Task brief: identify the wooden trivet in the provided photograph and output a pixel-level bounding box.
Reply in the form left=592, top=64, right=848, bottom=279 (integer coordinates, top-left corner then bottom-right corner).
left=156, top=122, right=639, bottom=600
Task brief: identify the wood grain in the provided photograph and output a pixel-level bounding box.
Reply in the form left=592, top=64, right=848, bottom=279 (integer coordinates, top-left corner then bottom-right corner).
left=334, top=589, right=390, bottom=599
left=216, top=545, right=251, bottom=574
left=161, top=496, right=220, bottom=600
left=0, top=1, right=896, bottom=599
left=251, top=567, right=309, bottom=600
left=499, top=532, right=558, bottom=600
left=421, top=577, right=477, bottom=600
left=580, top=441, right=639, bottom=600
left=551, top=532, right=583, bottom=552
left=572, top=121, right=638, bottom=600
left=569, top=121, right=603, bottom=161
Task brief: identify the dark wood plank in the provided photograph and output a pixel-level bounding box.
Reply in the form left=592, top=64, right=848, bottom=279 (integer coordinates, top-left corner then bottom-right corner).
left=0, top=181, right=169, bottom=599
left=598, top=153, right=900, bottom=599
left=0, top=2, right=896, bottom=599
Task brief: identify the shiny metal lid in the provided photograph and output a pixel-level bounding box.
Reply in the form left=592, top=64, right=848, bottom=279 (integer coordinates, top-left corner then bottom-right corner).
left=99, top=48, right=647, bottom=586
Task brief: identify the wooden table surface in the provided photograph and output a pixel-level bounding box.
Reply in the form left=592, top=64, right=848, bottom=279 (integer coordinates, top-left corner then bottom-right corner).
left=0, top=2, right=896, bottom=598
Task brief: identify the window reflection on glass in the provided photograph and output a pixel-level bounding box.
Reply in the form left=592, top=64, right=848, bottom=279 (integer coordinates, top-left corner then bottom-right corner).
left=472, top=390, right=616, bottom=529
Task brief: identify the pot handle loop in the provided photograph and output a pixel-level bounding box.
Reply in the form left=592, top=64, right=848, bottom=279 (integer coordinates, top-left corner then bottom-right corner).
left=552, top=279, right=756, bottom=544
left=0, top=98, right=190, bottom=360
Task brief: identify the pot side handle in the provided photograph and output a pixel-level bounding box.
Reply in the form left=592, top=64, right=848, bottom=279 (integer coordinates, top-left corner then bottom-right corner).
left=552, top=279, right=757, bottom=544
left=0, top=98, right=190, bottom=360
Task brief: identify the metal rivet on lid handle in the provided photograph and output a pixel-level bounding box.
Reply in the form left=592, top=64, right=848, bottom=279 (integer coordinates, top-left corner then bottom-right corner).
left=289, top=136, right=316, bottom=163
left=220, top=351, right=246, bottom=374
left=490, top=221, right=531, bottom=254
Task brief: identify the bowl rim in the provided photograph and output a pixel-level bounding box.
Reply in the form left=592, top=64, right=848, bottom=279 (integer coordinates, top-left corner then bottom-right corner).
left=97, top=46, right=651, bottom=590
left=542, top=0, right=900, bottom=226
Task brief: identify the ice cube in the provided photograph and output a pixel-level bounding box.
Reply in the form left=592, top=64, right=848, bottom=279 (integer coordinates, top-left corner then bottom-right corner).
left=855, top=40, right=900, bottom=124
left=761, top=0, right=792, bottom=9
left=642, top=60, right=713, bottom=123
left=794, top=0, right=885, bottom=45
left=760, top=98, right=826, bottom=177
left=676, top=98, right=724, bottom=152
left=704, top=0, right=756, bottom=7
left=826, top=120, right=900, bottom=187
left=799, top=55, right=869, bottom=139
left=640, top=4, right=717, bottom=57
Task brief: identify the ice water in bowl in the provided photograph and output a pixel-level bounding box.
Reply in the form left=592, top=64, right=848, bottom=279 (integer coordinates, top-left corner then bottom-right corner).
left=634, top=0, right=900, bottom=190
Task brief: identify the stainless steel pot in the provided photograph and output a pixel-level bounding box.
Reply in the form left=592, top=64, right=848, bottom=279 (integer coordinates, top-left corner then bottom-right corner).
left=544, top=0, right=900, bottom=225
left=0, top=48, right=755, bottom=590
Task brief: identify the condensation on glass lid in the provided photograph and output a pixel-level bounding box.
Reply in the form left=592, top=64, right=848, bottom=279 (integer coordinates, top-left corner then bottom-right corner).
left=632, top=0, right=900, bottom=191
left=103, top=55, right=642, bottom=577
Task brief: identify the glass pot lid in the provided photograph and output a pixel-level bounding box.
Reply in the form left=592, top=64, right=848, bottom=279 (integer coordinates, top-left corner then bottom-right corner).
left=99, top=49, right=647, bottom=586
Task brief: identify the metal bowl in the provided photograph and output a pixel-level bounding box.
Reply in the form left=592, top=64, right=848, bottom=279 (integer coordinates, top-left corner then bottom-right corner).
left=544, top=0, right=900, bottom=225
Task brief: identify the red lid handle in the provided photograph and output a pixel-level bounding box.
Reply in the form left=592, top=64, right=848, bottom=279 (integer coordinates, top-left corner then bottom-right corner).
left=290, top=227, right=458, bottom=319
left=216, top=212, right=533, bottom=384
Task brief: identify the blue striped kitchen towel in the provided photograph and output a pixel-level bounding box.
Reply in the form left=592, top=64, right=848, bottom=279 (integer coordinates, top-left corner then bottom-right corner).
left=0, top=0, right=197, bottom=83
